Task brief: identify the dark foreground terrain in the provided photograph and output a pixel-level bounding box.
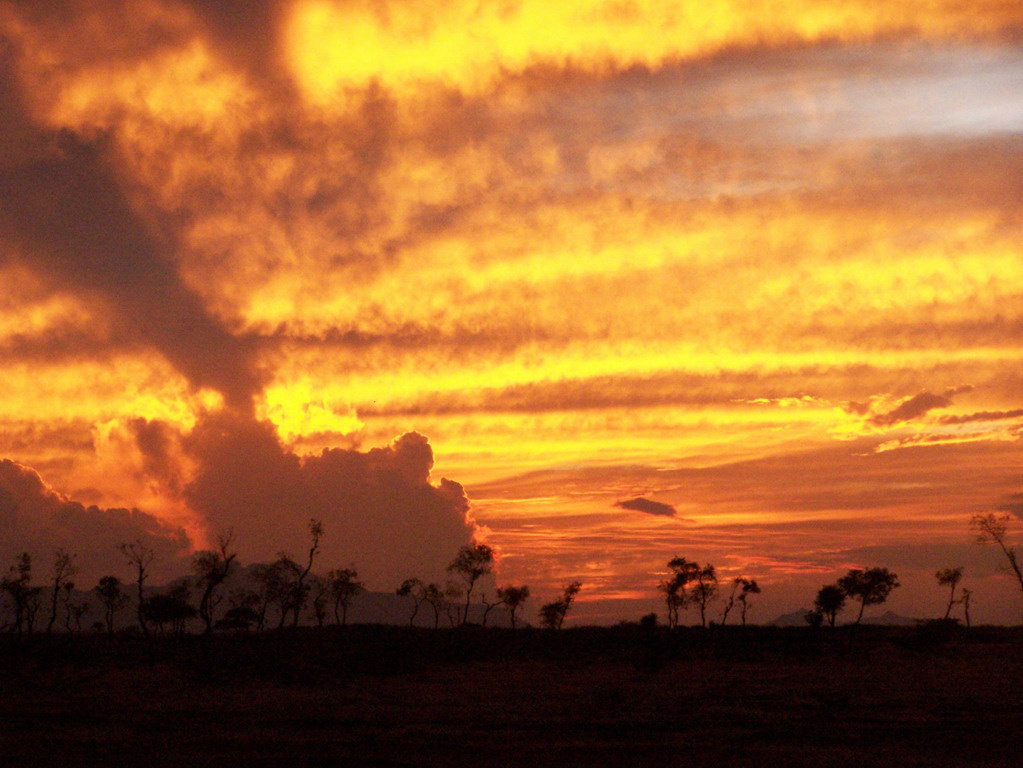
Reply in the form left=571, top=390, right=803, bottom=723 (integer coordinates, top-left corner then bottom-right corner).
left=2, top=624, right=1021, bottom=767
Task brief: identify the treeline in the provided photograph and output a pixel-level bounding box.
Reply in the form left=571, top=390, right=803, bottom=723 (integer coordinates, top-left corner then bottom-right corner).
left=2, top=511, right=1021, bottom=635
left=0, top=520, right=577, bottom=636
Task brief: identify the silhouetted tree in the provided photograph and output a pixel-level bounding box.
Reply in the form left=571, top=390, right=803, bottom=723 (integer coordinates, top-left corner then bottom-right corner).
left=423, top=582, right=446, bottom=628
left=193, top=530, right=237, bottom=635
left=686, top=564, right=718, bottom=628
left=814, top=584, right=846, bottom=627
left=143, top=593, right=195, bottom=634
left=95, top=575, right=128, bottom=634
left=252, top=557, right=294, bottom=632
left=62, top=582, right=88, bottom=634
left=221, top=588, right=260, bottom=632
left=447, top=543, right=494, bottom=625
left=935, top=566, right=965, bottom=620
left=960, top=587, right=973, bottom=628
left=328, top=568, right=364, bottom=627
left=290, top=519, right=324, bottom=628
left=805, top=609, right=824, bottom=628
left=539, top=581, right=582, bottom=629
left=2, top=553, right=33, bottom=635
left=46, top=548, right=77, bottom=634
left=119, top=540, right=155, bottom=641
left=737, top=579, right=761, bottom=626
left=397, top=577, right=426, bottom=626
left=497, top=585, right=530, bottom=628
left=971, top=513, right=1023, bottom=602
left=660, top=557, right=700, bottom=629
left=308, top=574, right=330, bottom=628
left=837, top=567, right=900, bottom=625
left=444, top=582, right=463, bottom=627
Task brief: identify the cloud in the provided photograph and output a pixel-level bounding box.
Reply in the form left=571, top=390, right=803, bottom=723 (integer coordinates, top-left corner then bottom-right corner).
left=0, top=459, right=191, bottom=583
left=866, top=386, right=973, bottom=427
left=996, top=493, right=1023, bottom=520
left=614, top=497, right=677, bottom=517
left=0, top=54, right=263, bottom=409
left=167, top=413, right=480, bottom=589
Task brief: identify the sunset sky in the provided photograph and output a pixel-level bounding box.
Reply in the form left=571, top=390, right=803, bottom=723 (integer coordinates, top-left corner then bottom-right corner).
left=2, top=0, right=1023, bottom=624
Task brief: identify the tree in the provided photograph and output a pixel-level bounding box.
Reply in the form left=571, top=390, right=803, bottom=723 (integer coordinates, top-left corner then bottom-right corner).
left=2, top=553, right=33, bottom=635
left=119, top=540, right=155, bottom=640
left=143, top=592, right=196, bottom=634
left=397, top=577, right=426, bottom=626
left=691, top=564, right=718, bottom=628
left=328, top=568, right=364, bottom=627
left=46, top=548, right=77, bottom=634
left=290, top=519, right=324, bottom=628
left=95, top=575, right=129, bottom=635
left=659, top=557, right=700, bottom=629
left=971, top=513, right=1023, bottom=601
left=814, top=584, right=846, bottom=628
left=447, top=542, right=494, bottom=625
left=935, top=566, right=965, bottom=620
left=423, top=583, right=446, bottom=628
left=837, top=567, right=900, bottom=625
left=62, top=582, right=89, bottom=634
left=737, top=579, right=761, bottom=626
left=251, top=557, right=295, bottom=632
left=308, top=574, right=330, bottom=628
left=539, top=581, right=582, bottom=629
left=193, top=530, right=237, bottom=635
left=496, top=585, right=530, bottom=629
left=960, top=587, right=973, bottom=628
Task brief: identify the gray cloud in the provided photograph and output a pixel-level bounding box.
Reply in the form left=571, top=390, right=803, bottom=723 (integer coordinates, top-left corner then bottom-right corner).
left=0, top=458, right=191, bottom=583
left=614, top=497, right=677, bottom=517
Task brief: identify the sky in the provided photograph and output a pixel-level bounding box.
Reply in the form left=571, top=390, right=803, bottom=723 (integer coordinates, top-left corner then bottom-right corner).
left=1, top=0, right=1023, bottom=624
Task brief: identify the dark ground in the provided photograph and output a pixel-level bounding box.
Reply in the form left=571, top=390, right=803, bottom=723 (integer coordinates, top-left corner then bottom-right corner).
left=1, top=624, right=1021, bottom=767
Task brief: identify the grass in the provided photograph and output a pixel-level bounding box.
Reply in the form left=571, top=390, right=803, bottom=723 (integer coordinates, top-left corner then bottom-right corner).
left=1, top=624, right=1021, bottom=767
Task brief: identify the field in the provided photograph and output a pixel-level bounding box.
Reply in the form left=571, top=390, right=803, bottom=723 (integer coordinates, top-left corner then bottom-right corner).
left=2, top=625, right=1021, bottom=767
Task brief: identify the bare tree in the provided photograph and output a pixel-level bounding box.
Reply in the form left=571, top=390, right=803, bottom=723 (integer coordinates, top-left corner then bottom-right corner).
left=328, top=568, right=364, bottom=626
left=496, top=585, right=530, bottom=628
left=397, top=577, right=426, bottom=626
left=290, top=519, right=324, bottom=628
left=720, top=577, right=743, bottom=626
left=960, top=587, right=973, bottom=628
left=46, top=548, right=78, bottom=634
left=813, top=584, right=846, bottom=627
left=118, top=540, right=155, bottom=640
left=447, top=543, right=494, bottom=625
left=837, top=568, right=900, bottom=625
left=539, top=581, right=582, bottom=629
left=935, top=566, right=965, bottom=620
left=193, top=530, right=237, bottom=635
left=95, top=575, right=129, bottom=634
left=971, top=513, right=1023, bottom=600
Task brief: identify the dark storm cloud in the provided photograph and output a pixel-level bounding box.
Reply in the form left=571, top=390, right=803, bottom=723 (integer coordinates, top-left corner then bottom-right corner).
left=614, top=497, right=677, bottom=517
left=0, top=53, right=263, bottom=408
left=0, top=458, right=190, bottom=581
left=869, top=387, right=972, bottom=427
left=143, top=413, right=481, bottom=588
